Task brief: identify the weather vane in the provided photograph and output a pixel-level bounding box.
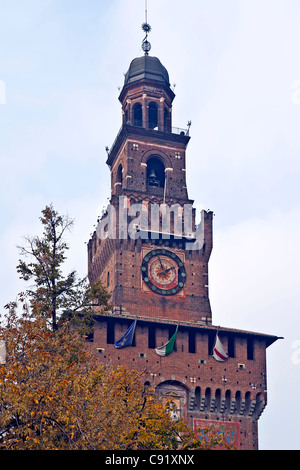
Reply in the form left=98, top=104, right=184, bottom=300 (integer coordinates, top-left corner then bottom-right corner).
left=142, top=0, right=151, bottom=55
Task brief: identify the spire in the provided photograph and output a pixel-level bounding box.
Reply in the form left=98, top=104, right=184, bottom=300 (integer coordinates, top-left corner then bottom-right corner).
left=141, top=0, right=151, bottom=55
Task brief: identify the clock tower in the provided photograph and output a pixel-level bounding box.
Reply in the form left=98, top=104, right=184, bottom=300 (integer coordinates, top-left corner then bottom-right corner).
left=87, top=24, right=279, bottom=450
left=88, top=50, right=213, bottom=325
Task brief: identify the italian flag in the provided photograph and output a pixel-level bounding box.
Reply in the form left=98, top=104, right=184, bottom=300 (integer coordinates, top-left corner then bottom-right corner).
left=155, top=325, right=178, bottom=357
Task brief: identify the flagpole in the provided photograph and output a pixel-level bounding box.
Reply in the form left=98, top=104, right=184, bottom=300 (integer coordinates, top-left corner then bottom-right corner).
left=174, top=323, right=178, bottom=352
left=211, top=326, right=220, bottom=356
left=211, top=327, right=229, bottom=362
left=133, top=317, right=137, bottom=346
left=155, top=322, right=179, bottom=357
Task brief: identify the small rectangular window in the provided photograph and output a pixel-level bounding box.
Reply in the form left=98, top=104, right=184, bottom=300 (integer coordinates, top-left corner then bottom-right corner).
left=188, top=330, right=196, bottom=354
left=107, top=320, right=115, bottom=344
left=208, top=332, right=215, bottom=355
left=148, top=325, right=156, bottom=349
left=228, top=335, right=235, bottom=358
left=247, top=337, right=254, bottom=360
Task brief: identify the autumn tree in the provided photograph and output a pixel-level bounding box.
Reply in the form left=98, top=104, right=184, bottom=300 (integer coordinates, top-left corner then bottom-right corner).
left=0, top=205, right=230, bottom=450
left=16, top=204, right=110, bottom=332
left=0, top=298, right=224, bottom=450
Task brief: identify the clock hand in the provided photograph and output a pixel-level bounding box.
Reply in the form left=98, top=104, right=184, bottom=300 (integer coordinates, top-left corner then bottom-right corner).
left=164, top=266, right=175, bottom=273
left=157, top=256, right=166, bottom=275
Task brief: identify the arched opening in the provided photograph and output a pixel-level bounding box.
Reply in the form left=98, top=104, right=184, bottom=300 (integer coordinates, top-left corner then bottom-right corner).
left=164, top=107, right=171, bottom=132
left=156, top=380, right=188, bottom=421
left=245, top=391, right=252, bottom=414
left=225, top=389, right=231, bottom=412
left=195, top=386, right=201, bottom=409
left=116, top=164, right=123, bottom=196
left=254, top=392, right=266, bottom=418
left=256, top=392, right=264, bottom=402
left=205, top=387, right=211, bottom=411
left=235, top=390, right=242, bottom=414
left=117, top=164, right=123, bottom=185
left=133, top=102, right=142, bottom=127
left=147, top=157, right=165, bottom=189
left=215, top=388, right=221, bottom=412
left=148, top=102, right=158, bottom=130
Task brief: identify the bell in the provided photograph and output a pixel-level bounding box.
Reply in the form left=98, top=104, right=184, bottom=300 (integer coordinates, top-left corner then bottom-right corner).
left=149, top=169, right=157, bottom=177
left=148, top=169, right=160, bottom=187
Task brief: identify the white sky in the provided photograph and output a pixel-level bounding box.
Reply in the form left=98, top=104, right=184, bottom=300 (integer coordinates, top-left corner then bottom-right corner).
left=1, top=0, right=300, bottom=450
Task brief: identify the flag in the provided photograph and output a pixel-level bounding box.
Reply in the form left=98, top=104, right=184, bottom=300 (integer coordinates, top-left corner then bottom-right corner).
left=155, top=325, right=178, bottom=357
left=114, top=319, right=137, bottom=349
left=212, top=333, right=229, bottom=362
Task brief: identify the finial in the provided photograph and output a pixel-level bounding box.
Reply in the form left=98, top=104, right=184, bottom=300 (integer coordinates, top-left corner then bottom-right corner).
left=142, top=0, right=151, bottom=55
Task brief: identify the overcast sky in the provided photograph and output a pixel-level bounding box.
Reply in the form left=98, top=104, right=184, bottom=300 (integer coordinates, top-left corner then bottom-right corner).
left=1, top=0, right=300, bottom=450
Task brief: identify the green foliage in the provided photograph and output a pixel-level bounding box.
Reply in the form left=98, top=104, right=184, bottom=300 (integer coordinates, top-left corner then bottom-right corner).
left=16, top=204, right=111, bottom=332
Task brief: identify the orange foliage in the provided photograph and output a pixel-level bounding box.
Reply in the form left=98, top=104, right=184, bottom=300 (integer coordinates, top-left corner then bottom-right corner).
left=0, top=296, right=223, bottom=450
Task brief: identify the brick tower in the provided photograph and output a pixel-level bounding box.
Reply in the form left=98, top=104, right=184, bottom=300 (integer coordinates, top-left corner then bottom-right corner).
left=87, top=26, right=279, bottom=450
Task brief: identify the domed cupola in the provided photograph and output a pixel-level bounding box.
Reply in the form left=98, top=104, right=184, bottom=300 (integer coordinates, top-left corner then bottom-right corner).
left=124, top=55, right=170, bottom=87
left=118, top=22, right=175, bottom=132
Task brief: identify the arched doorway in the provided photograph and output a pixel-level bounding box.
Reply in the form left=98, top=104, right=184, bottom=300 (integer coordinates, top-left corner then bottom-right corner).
left=156, top=380, right=188, bottom=421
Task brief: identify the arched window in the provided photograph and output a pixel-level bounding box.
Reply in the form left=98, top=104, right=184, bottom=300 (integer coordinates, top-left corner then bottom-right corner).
left=133, top=102, right=142, bottom=127
left=117, top=164, right=123, bottom=185
left=148, top=102, right=158, bottom=129
left=147, top=157, right=165, bottom=189
left=115, top=164, right=123, bottom=196
left=164, top=107, right=170, bottom=132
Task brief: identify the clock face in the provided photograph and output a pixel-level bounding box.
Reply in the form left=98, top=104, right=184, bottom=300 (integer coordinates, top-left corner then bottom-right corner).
left=141, top=249, right=186, bottom=296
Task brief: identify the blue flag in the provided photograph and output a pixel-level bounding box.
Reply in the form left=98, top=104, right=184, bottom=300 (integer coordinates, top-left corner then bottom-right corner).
left=114, top=319, right=137, bottom=349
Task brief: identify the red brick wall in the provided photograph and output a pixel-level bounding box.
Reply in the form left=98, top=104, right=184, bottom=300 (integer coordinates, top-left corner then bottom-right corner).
left=86, top=317, right=268, bottom=450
